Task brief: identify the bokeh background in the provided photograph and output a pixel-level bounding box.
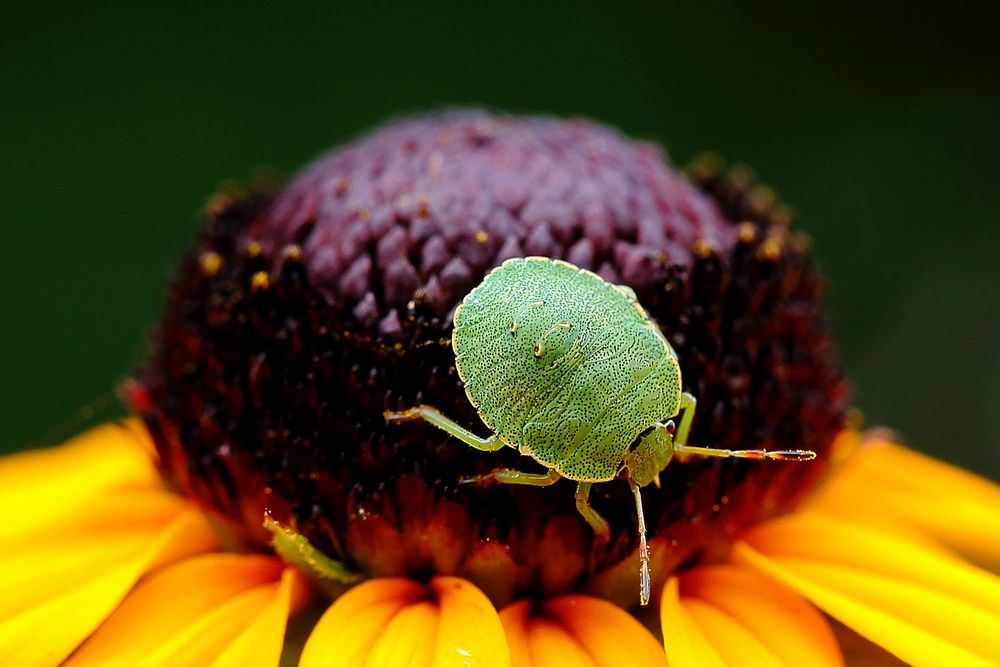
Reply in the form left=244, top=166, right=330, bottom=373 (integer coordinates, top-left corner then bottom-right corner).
left=2, top=2, right=998, bottom=480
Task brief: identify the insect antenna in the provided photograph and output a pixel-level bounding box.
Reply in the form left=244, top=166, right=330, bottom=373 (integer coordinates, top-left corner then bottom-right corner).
left=630, top=481, right=651, bottom=606
left=674, top=443, right=817, bottom=461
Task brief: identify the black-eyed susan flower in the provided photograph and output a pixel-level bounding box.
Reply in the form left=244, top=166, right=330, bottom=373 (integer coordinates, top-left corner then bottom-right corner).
left=3, top=111, right=999, bottom=666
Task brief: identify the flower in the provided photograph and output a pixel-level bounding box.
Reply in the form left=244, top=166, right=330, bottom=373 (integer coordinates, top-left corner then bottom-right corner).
left=5, top=423, right=999, bottom=665
left=3, top=111, right=999, bottom=665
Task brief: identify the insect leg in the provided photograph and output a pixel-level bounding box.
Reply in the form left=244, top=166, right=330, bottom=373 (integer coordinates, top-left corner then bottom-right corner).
left=673, top=391, right=698, bottom=447
left=630, top=480, right=651, bottom=606
left=464, top=467, right=562, bottom=486
left=574, top=482, right=611, bottom=543
left=670, top=392, right=816, bottom=460
left=384, top=405, right=505, bottom=452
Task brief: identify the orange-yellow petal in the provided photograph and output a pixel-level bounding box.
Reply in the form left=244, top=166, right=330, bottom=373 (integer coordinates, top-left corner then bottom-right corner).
left=501, top=595, right=666, bottom=667
left=682, top=599, right=784, bottom=666
left=736, top=510, right=1000, bottom=667
left=811, top=438, right=1000, bottom=570
left=301, top=578, right=422, bottom=664
left=503, top=607, right=596, bottom=667
left=300, top=576, right=510, bottom=666
left=660, top=578, right=726, bottom=667
left=678, top=565, right=843, bottom=667
left=666, top=571, right=836, bottom=667
left=213, top=568, right=308, bottom=667
left=743, top=511, right=1000, bottom=616
left=0, top=422, right=222, bottom=666
left=66, top=553, right=305, bottom=666
left=0, top=491, right=196, bottom=616
left=2, top=421, right=162, bottom=538
left=431, top=577, right=510, bottom=666
left=543, top=596, right=665, bottom=667
left=359, top=600, right=440, bottom=665
left=0, top=508, right=218, bottom=667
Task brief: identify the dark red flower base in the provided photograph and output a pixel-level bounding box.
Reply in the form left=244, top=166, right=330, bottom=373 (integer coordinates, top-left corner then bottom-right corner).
left=134, top=111, right=849, bottom=607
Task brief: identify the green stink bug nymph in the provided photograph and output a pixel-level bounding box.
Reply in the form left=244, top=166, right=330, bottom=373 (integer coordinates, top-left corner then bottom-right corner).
left=386, top=256, right=816, bottom=606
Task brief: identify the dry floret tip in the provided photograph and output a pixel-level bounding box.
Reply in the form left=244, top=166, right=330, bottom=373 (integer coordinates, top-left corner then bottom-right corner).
left=198, top=251, right=223, bottom=277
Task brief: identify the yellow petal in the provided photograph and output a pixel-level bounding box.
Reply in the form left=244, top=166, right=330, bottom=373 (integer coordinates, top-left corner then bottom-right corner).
left=0, top=508, right=218, bottom=667
left=212, top=568, right=309, bottom=667
left=744, top=511, right=1000, bottom=616
left=496, top=601, right=534, bottom=667
left=548, top=596, right=666, bottom=666
left=2, top=488, right=188, bottom=548
left=660, top=578, right=726, bottom=667
left=360, top=601, right=439, bottom=666
left=300, top=576, right=510, bottom=667
left=129, top=566, right=305, bottom=667
left=2, top=421, right=162, bottom=537
left=811, top=439, right=1000, bottom=570
left=683, top=599, right=783, bottom=667
left=66, top=553, right=289, bottom=666
left=679, top=565, right=843, bottom=667
left=500, top=595, right=665, bottom=667
left=520, top=618, right=596, bottom=667
left=300, top=578, right=420, bottom=665
left=853, top=438, right=1000, bottom=508
left=0, top=492, right=194, bottom=617
left=429, top=577, right=510, bottom=666
left=138, top=585, right=276, bottom=666
left=736, top=510, right=1000, bottom=667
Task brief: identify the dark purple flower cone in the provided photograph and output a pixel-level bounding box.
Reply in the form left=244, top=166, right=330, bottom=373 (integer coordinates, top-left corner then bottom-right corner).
left=134, top=110, right=849, bottom=608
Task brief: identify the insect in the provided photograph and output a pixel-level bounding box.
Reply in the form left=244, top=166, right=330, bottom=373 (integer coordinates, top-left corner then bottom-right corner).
left=386, top=256, right=816, bottom=605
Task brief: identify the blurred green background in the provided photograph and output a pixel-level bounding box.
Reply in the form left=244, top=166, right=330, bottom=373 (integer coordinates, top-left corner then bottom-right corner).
left=2, top=2, right=998, bottom=480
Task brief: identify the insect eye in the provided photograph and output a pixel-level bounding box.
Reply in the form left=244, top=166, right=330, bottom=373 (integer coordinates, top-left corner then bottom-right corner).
left=665, top=420, right=676, bottom=435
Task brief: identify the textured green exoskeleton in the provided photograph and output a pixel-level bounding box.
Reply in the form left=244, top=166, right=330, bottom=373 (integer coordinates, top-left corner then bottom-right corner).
left=387, top=257, right=816, bottom=605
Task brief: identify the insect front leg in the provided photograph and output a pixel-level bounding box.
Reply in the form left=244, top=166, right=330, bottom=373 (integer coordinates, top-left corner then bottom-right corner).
left=384, top=405, right=505, bottom=452
left=671, top=392, right=816, bottom=461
